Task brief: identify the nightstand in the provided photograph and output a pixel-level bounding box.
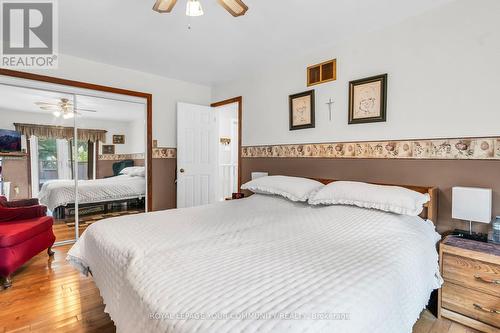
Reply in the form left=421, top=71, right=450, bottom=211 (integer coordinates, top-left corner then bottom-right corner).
left=438, top=236, right=500, bottom=332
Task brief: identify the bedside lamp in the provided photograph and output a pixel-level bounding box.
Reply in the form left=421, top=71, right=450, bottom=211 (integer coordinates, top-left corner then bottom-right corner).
left=452, top=186, right=492, bottom=242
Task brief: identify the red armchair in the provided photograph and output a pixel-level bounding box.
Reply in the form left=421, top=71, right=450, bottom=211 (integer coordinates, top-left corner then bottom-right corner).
left=0, top=196, right=55, bottom=289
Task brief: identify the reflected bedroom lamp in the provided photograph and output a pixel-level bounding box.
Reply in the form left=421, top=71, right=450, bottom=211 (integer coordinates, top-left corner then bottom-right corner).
left=452, top=186, right=492, bottom=242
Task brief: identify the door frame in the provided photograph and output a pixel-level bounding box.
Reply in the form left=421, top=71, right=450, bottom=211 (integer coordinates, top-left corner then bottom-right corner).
left=210, top=96, right=242, bottom=191
left=0, top=69, right=153, bottom=211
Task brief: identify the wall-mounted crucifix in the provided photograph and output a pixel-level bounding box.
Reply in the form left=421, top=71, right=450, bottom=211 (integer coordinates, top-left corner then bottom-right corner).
left=326, top=98, right=334, bottom=121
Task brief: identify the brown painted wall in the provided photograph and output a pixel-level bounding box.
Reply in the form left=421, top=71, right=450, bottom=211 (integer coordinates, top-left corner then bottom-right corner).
left=96, top=159, right=145, bottom=179
left=152, top=158, right=176, bottom=211
left=241, top=157, right=500, bottom=234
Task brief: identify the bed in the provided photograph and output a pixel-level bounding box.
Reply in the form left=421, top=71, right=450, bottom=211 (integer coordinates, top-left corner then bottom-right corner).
left=38, top=174, right=146, bottom=218
left=68, top=180, right=442, bottom=333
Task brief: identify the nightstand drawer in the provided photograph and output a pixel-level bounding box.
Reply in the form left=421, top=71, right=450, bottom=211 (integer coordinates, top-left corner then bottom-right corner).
left=442, top=283, right=500, bottom=328
left=443, top=253, right=500, bottom=296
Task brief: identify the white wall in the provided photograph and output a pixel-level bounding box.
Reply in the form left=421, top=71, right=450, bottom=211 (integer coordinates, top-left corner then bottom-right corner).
left=26, top=54, right=212, bottom=148
left=213, top=0, right=500, bottom=146
left=0, top=108, right=143, bottom=154
left=127, top=117, right=147, bottom=154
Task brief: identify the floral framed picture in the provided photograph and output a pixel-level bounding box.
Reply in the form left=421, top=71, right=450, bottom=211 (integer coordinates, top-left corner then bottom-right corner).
left=348, top=74, right=387, bottom=124
left=289, top=90, right=315, bottom=130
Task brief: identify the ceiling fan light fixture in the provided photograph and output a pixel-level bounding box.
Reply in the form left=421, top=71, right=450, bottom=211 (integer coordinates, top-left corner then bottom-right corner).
left=63, top=112, right=74, bottom=119
left=217, top=0, right=248, bottom=17
left=153, top=0, right=177, bottom=13
left=52, top=111, right=61, bottom=117
left=186, top=0, right=203, bottom=17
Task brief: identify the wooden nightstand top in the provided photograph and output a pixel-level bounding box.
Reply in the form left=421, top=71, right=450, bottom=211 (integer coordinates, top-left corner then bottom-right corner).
left=443, top=236, right=500, bottom=257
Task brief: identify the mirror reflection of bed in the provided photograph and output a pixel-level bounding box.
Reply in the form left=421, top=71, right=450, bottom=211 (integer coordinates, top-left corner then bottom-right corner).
left=0, top=82, right=147, bottom=243
left=44, top=159, right=146, bottom=241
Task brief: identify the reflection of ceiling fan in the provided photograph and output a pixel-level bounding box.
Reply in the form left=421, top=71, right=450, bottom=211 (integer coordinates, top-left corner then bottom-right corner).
left=35, top=98, right=97, bottom=119
left=153, top=0, right=248, bottom=17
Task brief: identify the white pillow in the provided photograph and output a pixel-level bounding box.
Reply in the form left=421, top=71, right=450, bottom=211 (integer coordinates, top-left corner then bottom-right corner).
left=120, top=166, right=145, bottom=177
left=241, top=176, right=324, bottom=202
left=308, top=181, right=430, bottom=216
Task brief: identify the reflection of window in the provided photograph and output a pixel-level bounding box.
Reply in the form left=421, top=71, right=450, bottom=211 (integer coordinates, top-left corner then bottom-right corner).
left=38, top=139, right=90, bottom=188
left=74, top=140, right=89, bottom=181
left=77, top=141, right=88, bottom=162
left=38, top=138, right=58, bottom=187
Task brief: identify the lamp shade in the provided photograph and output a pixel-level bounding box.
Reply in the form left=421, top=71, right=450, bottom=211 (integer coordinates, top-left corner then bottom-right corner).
left=452, top=187, right=492, bottom=224
left=186, top=0, right=204, bottom=16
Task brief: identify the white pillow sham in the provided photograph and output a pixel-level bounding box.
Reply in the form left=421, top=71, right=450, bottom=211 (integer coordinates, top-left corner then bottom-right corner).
left=308, top=181, right=430, bottom=216
left=120, top=166, right=145, bottom=177
left=241, top=175, right=324, bottom=202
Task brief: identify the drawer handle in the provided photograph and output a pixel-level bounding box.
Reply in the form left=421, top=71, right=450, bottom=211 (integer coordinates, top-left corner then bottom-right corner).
left=473, top=303, right=500, bottom=314
left=474, top=274, right=500, bottom=285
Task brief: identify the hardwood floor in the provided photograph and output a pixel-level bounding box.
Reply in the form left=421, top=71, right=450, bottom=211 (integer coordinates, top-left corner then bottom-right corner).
left=0, top=246, right=481, bottom=333
left=52, top=209, right=144, bottom=242
left=0, top=245, right=114, bottom=333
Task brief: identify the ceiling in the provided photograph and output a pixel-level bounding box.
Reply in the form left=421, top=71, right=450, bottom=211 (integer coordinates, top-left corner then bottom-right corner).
left=59, top=0, right=453, bottom=85
left=0, top=84, right=145, bottom=121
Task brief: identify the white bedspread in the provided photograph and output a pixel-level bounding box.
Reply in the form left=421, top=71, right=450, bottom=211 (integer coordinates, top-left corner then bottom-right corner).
left=68, top=194, right=442, bottom=333
left=38, top=175, right=145, bottom=211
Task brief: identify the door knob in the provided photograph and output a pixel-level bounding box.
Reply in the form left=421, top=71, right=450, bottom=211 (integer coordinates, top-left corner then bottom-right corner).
left=180, top=168, right=185, bottom=173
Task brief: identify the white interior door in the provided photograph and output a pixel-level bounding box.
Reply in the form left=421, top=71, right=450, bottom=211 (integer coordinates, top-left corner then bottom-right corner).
left=177, top=102, right=218, bottom=208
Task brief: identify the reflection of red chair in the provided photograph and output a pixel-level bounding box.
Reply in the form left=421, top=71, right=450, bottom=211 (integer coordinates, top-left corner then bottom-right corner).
left=0, top=196, right=55, bottom=289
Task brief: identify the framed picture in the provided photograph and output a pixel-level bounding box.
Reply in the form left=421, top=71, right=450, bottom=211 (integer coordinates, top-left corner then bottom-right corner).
left=348, top=74, right=387, bottom=124
left=102, top=145, right=115, bottom=155
left=289, top=90, right=315, bottom=130
left=113, top=135, right=125, bottom=144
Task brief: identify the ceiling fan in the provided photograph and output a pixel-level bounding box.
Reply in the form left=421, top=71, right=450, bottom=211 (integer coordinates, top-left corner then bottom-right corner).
left=35, top=98, right=97, bottom=119
left=153, top=0, right=248, bottom=17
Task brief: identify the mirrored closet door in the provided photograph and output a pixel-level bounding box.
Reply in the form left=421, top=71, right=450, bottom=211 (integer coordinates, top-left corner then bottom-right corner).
left=0, top=84, right=79, bottom=244
left=72, top=93, right=147, bottom=242
left=0, top=73, right=148, bottom=246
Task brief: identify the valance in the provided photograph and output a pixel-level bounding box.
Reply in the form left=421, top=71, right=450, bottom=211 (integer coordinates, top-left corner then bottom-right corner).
left=14, top=123, right=107, bottom=143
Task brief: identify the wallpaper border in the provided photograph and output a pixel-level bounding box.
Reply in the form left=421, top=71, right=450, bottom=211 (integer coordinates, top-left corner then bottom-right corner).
left=241, top=137, right=500, bottom=160
left=98, top=148, right=177, bottom=161
left=99, top=153, right=145, bottom=161
left=152, top=147, right=176, bottom=159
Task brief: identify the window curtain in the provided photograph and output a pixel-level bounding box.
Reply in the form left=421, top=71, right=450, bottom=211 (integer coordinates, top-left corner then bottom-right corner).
left=14, top=123, right=107, bottom=143
left=29, top=136, right=40, bottom=197
left=56, top=139, right=72, bottom=180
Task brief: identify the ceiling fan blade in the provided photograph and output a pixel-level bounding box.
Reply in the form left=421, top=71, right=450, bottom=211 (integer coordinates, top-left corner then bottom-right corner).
left=218, top=0, right=248, bottom=17
left=39, top=106, right=60, bottom=110
left=35, top=102, right=58, bottom=106
left=76, top=108, right=98, bottom=113
left=153, top=0, right=177, bottom=13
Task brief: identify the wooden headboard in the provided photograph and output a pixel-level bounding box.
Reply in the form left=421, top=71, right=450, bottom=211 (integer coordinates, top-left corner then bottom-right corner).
left=311, top=179, right=439, bottom=223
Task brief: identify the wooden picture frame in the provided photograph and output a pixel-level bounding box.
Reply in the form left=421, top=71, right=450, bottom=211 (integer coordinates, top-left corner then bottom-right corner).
left=289, top=90, right=315, bottom=130
left=102, top=145, right=115, bottom=155
left=348, top=74, right=387, bottom=124
left=112, top=135, right=125, bottom=144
